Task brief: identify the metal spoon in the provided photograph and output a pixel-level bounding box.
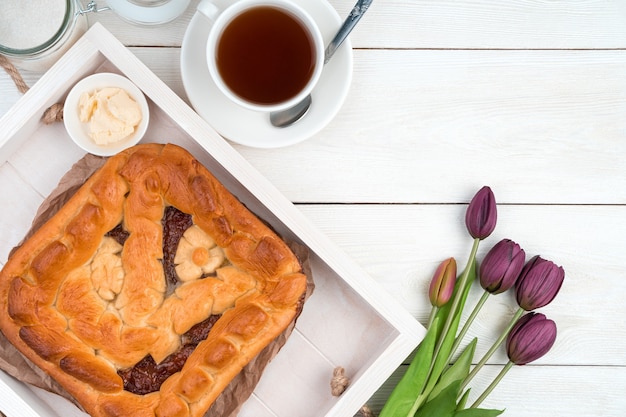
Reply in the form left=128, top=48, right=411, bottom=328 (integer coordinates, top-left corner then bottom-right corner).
left=270, top=0, right=373, bottom=128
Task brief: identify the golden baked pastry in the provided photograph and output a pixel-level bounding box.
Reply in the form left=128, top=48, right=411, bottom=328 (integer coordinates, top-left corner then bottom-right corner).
left=0, top=143, right=308, bottom=417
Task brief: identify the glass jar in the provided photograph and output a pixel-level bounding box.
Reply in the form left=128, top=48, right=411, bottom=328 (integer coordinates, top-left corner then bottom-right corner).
left=0, top=0, right=89, bottom=72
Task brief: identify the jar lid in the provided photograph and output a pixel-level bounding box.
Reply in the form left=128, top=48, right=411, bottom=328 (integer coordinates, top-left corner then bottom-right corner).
left=107, top=0, right=191, bottom=25
left=0, top=0, right=71, bottom=55
left=128, top=0, right=172, bottom=5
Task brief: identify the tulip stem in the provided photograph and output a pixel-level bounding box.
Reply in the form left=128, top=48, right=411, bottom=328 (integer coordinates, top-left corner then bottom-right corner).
left=461, top=307, right=524, bottom=392
left=470, top=361, right=514, bottom=408
left=427, top=305, right=438, bottom=329
left=446, top=290, right=490, bottom=368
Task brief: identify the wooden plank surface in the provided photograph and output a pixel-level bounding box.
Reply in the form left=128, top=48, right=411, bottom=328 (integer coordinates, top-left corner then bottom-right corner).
left=85, top=0, right=626, bottom=49
left=4, top=47, right=626, bottom=204
left=236, top=49, right=626, bottom=204
left=1, top=0, right=625, bottom=416
left=297, top=204, right=626, bottom=367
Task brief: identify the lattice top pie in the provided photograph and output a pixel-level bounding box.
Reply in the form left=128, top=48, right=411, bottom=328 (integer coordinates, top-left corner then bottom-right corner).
left=0, top=143, right=308, bottom=417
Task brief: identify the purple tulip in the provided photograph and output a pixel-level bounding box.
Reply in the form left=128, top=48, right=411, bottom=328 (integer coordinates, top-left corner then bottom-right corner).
left=479, top=239, right=526, bottom=294
left=465, top=186, right=497, bottom=240
left=515, top=255, right=565, bottom=311
left=429, top=257, right=457, bottom=307
left=506, top=312, right=557, bottom=365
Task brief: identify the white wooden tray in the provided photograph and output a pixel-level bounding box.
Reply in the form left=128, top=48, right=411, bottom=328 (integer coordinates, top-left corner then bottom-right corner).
left=0, top=23, right=424, bottom=417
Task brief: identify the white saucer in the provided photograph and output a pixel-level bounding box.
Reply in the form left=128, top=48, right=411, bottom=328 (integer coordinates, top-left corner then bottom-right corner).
left=180, top=0, right=353, bottom=148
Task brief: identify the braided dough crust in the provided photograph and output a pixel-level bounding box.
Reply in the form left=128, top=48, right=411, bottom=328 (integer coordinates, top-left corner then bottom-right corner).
left=0, top=143, right=308, bottom=417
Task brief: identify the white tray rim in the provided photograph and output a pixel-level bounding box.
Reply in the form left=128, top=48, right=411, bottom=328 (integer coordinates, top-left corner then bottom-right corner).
left=0, top=23, right=425, bottom=417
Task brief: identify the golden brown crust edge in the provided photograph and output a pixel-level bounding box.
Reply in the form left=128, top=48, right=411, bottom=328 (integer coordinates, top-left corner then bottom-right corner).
left=0, top=143, right=307, bottom=417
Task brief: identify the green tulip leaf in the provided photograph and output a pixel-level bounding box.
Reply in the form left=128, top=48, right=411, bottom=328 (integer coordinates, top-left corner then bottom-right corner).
left=428, top=338, right=477, bottom=401
left=457, top=389, right=471, bottom=410
left=454, top=408, right=504, bottom=417
left=414, top=381, right=461, bottom=417
left=378, top=317, right=439, bottom=417
left=380, top=254, right=484, bottom=417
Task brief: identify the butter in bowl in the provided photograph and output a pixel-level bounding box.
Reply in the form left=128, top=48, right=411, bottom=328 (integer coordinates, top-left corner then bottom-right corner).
left=64, top=73, right=150, bottom=156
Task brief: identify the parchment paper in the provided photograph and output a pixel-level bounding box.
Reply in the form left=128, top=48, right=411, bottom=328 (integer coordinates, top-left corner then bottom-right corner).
left=0, top=152, right=314, bottom=417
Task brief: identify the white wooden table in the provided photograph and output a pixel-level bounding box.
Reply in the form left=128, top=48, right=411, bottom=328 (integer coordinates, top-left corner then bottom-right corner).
left=1, top=1, right=625, bottom=416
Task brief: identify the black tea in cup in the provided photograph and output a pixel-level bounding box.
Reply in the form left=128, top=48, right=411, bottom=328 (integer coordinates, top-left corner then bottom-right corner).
left=215, top=6, right=317, bottom=106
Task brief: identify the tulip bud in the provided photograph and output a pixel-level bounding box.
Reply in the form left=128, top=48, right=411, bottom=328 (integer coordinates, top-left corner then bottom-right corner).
left=515, top=255, right=565, bottom=311
left=428, top=257, right=457, bottom=307
left=506, top=312, right=557, bottom=365
left=465, top=186, right=497, bottom=240
left=479, top=239, right=526, bottom=294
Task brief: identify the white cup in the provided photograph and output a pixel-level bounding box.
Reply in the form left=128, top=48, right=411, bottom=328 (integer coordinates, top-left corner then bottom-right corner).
left=197, top=0, right=325, bottom=112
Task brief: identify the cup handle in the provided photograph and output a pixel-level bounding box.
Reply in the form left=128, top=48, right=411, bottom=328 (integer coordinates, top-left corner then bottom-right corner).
left=197, top=0, right=220, bottom=20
